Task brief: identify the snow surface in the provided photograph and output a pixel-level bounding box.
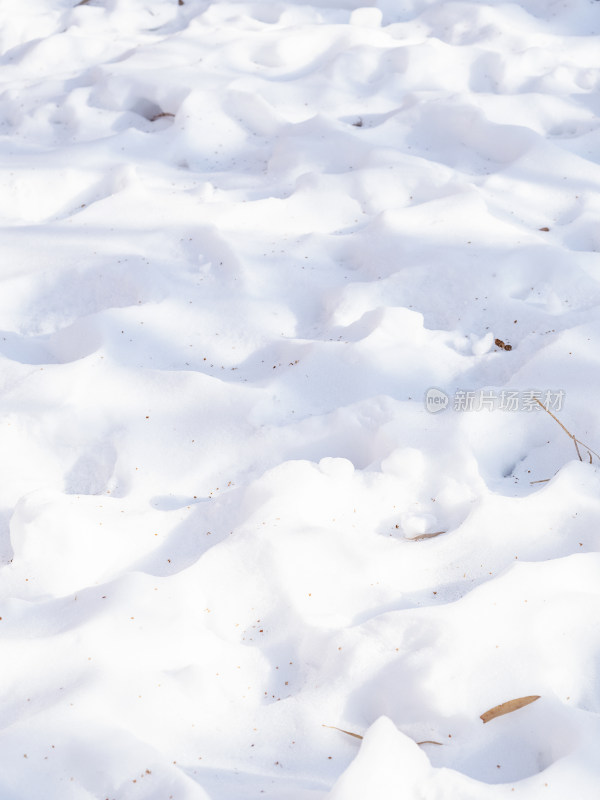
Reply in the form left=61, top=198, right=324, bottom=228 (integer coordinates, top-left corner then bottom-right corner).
left=1, top=0, right=600, bottom=797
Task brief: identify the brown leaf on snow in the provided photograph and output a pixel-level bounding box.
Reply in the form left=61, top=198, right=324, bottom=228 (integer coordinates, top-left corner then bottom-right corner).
left=480, top=695, right=540, bottom=723
left=404, top=530, right=446, bottom=542
left=322, top=724, right=363, bottom=739
left=322, top=724, right=442, bottom=746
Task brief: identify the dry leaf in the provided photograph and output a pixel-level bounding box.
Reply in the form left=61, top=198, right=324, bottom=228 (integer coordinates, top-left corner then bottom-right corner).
left=404, top=530, right=446, bottom=542
left=480, top=695, right=540, bottom=723
left=150, top=112, right=175, bottom=122
left=322, top=724, right=442, bottom=746
left=322, top=724, right=362, bottom=739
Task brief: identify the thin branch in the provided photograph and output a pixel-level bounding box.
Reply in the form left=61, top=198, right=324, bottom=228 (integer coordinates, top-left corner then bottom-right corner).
left=533, top=398, right=600, bottom=464
left=533, top=397, right=572, bottom=435
left=577, top=440, right=600, bottom=462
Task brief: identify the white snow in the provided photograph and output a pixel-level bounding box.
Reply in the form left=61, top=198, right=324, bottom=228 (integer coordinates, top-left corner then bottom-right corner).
left=1, top=0, right=600, bottom=797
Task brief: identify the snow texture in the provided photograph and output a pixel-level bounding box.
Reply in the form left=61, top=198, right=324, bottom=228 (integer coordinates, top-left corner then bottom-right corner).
left=1, top=0, right=600, bottom=797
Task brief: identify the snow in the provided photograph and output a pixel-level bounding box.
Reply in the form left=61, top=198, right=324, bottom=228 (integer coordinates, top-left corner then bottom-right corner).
left=1, top=0, right=600, bottom=797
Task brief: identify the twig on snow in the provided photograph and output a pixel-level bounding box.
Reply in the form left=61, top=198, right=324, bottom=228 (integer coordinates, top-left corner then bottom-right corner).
left=533, top=398, right=600, bottom=464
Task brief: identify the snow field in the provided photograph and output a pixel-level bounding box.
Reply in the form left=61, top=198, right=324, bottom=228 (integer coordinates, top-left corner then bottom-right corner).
left=1, top=0, right=600, bottom=797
